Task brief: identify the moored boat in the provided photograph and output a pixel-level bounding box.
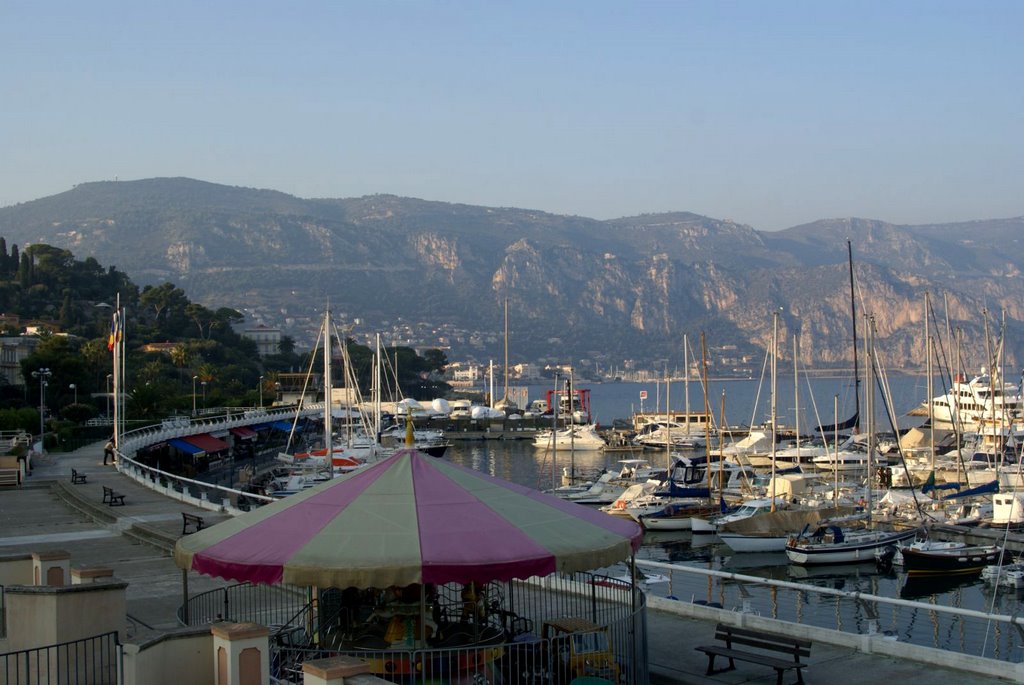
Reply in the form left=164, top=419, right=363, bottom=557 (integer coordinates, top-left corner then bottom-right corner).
left=718, top=506, right=858, bottom=553
left=785, top=525, right=920, bottom=565
left=900, top=544, right=1007, bottom=576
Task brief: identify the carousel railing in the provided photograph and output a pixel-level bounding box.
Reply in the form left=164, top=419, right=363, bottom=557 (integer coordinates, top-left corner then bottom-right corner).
left=180, top=572, right=648, bottom=685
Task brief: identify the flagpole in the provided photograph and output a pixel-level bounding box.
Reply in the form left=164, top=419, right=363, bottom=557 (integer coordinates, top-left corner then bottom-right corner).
left=110, top=293, right=124, bottom=460
left=119, top=301, right=126, bottom=451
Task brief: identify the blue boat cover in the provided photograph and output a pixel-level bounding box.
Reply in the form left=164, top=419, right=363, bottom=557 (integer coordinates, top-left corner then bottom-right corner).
left=941, top=479, right=999, bottom=500
left=169, top=438, right=205, bottom=455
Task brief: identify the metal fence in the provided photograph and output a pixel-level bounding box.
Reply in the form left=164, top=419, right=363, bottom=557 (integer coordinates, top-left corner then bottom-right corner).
left=0, top=631, right=120, bottom=685
left=112, top=407, right=310, bottom=514
left=180, top=573, right=648, bottom=685
left=178, top=581, right=310, bottom=627
left=635, top=558, right=1024, bottom=664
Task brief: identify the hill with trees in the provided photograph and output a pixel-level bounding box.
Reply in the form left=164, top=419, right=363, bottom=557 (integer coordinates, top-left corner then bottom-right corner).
left=0, top=239, right=448, bottom=445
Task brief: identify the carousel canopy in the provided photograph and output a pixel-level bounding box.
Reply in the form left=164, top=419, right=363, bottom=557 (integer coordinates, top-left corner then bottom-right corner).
left=174, top=449, right=642, bottom=589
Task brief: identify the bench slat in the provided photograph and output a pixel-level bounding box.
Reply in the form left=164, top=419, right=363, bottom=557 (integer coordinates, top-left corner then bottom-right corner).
left=714, top=625, right=812, bottom=649
left=696, top=645, right=808, bottom=669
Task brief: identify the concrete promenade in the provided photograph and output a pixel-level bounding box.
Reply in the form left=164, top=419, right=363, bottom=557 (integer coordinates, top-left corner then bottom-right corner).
left=1, top=440, right=1017, bottom=683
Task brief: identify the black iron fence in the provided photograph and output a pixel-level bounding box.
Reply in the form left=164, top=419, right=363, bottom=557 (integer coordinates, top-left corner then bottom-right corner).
left=178, top=581, right=309, bottom=627
left=0, top=631, right=120, bottom=685
left=180, top=572, right=648, bottom=685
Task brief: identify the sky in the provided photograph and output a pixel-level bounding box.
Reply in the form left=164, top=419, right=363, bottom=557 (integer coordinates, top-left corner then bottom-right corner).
left=2, top=1, right=1021, bottom=230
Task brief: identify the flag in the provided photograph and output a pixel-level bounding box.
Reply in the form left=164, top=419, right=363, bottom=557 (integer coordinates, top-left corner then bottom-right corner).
left=107, top=310, right=122, bottom=352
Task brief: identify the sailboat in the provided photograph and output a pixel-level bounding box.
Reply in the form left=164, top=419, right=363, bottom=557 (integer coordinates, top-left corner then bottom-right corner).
left=494, top=297, right=519, bottom=414
left=269, top=308, right=371, bottom=496
left=787, top=286, right=923, bottom=564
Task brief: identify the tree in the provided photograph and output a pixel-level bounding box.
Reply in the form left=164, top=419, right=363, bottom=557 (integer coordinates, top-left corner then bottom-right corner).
left=185, top=303, right=220, bottom=339
left=139, top=283, right=190, bottom=332
left=422, top=349, right=448, bottom=374
left=59, top=290, right=73, bottom=328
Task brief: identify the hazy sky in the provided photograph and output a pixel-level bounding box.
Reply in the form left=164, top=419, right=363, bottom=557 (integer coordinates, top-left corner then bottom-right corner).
left=3, top=1, right=1021, bottom=230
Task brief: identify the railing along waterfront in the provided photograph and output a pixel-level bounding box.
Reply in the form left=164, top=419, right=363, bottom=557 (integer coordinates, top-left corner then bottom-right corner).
left=113, top=405, right=322, bottom=514
left=180, top=573, right=649, bottom=685
left=636, top=558, right=1024, bottom=674
left=0, top=631, right=121, bottom=685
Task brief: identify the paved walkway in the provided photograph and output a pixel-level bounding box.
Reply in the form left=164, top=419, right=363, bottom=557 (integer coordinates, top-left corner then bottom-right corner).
left=2, top=441, right=1018, bottom=682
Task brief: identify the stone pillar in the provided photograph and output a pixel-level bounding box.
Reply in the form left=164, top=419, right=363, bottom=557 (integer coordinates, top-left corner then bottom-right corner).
left=32, top=550, right=70, bottom=586
left=302, top=656, right=372, bottom=685
left=71, top=567, right=114, bottom=584
left=211, top=622, right=269, bottom=685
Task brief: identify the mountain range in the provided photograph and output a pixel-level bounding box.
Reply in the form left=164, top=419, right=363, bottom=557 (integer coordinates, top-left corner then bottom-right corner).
left=1, top=177, right=1021, bottom=372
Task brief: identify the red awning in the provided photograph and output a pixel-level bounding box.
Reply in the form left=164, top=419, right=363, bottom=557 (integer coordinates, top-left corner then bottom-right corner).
left=182, top=433, right=231, bottom=453
left=229, top=426, right=257, bottom=440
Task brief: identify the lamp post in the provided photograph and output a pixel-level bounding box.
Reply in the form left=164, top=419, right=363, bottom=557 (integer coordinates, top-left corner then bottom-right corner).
left=192, top=376, right=198, bottom=415
left=258, top=375, right=264, bottom=408
left=31, top=367, right=52, bottom=451
left=69, top=383, right=77, bottom=404
left=106, top=374, right=112, bottom=419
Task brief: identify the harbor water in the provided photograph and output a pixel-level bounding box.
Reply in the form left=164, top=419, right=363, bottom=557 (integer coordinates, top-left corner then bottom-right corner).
left=520, top=375, right=933, bottom=429
left=444, top=438, right=1024, bottom=662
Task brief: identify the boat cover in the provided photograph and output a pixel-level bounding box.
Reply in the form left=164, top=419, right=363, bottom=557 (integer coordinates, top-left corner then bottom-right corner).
left=181, top=433, right=230, bottom=453
left=168, top=438, right=205, bottom=456
left=174, top=448, right=642, bottom=588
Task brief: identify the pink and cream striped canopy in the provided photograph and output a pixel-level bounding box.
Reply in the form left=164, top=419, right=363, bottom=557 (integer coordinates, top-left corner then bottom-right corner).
left=174, top=449, right=642, bottom=588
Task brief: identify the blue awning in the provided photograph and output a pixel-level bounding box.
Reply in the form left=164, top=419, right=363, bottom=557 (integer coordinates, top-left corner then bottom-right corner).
left=270, top=420, right=296, bottom=432
left=169, top=438, right=205, bottom=456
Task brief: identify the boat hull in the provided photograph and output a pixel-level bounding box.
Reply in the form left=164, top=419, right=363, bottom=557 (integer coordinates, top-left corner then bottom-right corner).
left=719, top=533, right=789, bottom=553
left=786, top=528, right=919, bottom=565
left=901, top=545, right=1006, bottom=576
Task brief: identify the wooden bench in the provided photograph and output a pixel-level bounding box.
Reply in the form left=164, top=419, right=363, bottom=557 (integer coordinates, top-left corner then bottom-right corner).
left=695, top=623, right=811, bottom=685
left=102, top=485, right=126, bottom=507
left=182, top=512, right=205, bottom=535
left=71, top=468, right=88, bottom=484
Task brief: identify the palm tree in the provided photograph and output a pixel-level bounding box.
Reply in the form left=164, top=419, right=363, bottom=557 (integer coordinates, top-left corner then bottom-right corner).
left=170, top=344, right=191, bottom=388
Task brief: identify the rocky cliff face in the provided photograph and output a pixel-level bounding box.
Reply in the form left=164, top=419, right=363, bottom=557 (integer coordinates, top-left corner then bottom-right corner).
left=1, top=178, right=1021, bottom=369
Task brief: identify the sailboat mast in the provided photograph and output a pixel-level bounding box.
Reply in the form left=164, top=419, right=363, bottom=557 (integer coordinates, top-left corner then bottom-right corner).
left=865, top=315, right=876, bottom=520
left=665, top=366, right=671, bottom=471
left=323, top=309, right=333, bottom=456
left=503, top=297, right=510, bottom=403
left=570, top=366, right=576, bottom=483
left=847, top=240, right=861, bottom=432
left=793, top=332, right=800, bottom=454
left=374, top=333, right=382, bottom=439
left=770, top=310, right=779, bottom=511
left=926, top=292, right=934, bottom=472
left=551, top=372, right=559, bottom=491
left=701, top=332, right=712, bottom=500
left=683, top=334, right=690, bottom=439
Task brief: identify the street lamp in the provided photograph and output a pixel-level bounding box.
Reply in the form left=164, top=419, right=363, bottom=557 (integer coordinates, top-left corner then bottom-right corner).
left=192, top=376, right=198, bottom=415
left=258, top=375, right=264, bottom=408
left=69, top=383, right=77, bottom=404
left=31, top=367, right=52, bottom=451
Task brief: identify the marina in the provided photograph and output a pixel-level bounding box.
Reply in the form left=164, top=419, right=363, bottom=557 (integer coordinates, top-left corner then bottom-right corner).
left=3, top=435, right=1023, bottom=684
left=6, top=371, right=1024, bottom=684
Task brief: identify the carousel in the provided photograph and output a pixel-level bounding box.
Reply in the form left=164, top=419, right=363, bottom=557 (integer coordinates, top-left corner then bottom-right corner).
left=174, top=434, right=646, bottom=685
